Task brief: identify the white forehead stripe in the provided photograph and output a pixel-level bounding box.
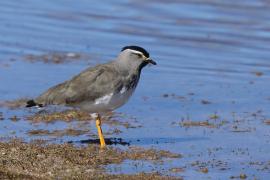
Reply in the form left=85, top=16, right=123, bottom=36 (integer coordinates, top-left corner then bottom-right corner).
left=126, top=49, right=144, bottom=55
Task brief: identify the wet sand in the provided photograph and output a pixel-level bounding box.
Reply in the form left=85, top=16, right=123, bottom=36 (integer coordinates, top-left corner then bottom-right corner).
left=0, top=139, right=180, bottom=179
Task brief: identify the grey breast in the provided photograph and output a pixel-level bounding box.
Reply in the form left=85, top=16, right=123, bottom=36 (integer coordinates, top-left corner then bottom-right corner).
left=35, top=62, right=140, bottom=113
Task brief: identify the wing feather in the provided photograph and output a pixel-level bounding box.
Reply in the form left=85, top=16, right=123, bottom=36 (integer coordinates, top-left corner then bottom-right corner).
left=36, top=62, right=122, bottom=106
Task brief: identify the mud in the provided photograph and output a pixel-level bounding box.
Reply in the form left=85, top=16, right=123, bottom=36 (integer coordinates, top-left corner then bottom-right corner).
left=0, top=139, right=181, bottom=179
left=27, top=128, right=89, bottom=137
left=24, top=52, right=91, bottom=64
left=180, top=121, right=215, bottom=128
left=26, top=109, right=139, bottom=129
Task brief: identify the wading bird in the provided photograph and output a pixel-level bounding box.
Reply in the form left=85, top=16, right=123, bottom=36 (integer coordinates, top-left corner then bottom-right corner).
left=26, top=46, right=156, bottom=148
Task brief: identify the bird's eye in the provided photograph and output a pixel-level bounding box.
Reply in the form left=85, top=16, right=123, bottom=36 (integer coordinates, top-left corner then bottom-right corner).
left=134, top=53, right=143, bottom=58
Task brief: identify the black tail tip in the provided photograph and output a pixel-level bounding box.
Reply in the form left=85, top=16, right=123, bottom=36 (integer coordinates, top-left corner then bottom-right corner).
left=26, top=100, right=43, bottom=108
left=26, top=100, right=36, bottom=107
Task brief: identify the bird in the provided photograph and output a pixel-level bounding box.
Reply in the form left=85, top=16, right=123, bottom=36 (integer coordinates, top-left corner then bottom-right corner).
left=26, top=45, right=156, bottom=148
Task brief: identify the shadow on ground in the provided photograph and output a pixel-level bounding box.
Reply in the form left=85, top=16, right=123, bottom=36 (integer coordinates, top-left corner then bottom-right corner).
left=68, top=137, right=208, bottom=146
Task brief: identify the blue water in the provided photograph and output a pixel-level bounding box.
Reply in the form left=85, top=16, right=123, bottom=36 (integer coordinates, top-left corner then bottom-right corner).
left=1, top=0, right=270, bottom=179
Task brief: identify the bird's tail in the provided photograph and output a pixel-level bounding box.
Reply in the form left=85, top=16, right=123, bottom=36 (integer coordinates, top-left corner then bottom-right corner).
left=26, top=100, right=43, bottom=108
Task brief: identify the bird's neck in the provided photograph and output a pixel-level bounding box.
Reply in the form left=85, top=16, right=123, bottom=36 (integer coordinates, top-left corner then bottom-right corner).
left=114, top=60, right=145, bottom=76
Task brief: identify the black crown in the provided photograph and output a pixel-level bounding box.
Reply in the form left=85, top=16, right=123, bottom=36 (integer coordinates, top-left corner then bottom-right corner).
left=121, top=46, right=149, bottom=58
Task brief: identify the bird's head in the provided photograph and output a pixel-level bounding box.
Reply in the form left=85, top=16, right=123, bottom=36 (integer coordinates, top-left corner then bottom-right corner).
left=117, top=46, right=156, bottom=71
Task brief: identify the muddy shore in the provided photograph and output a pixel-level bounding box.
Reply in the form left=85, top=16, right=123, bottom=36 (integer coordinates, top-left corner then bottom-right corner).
left=0, top=139, right=181, bottom=179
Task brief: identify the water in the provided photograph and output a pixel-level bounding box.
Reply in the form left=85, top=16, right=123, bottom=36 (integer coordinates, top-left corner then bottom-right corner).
left=1, top=0, right=270, bottom=179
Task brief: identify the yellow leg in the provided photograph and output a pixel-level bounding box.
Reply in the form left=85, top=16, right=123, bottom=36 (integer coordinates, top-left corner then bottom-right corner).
left=95, top=114, right=106, bottom=148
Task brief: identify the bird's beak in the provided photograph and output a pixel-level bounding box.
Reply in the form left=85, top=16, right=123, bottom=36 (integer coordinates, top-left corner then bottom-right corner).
left=146, top=58, right=157, bottom=65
